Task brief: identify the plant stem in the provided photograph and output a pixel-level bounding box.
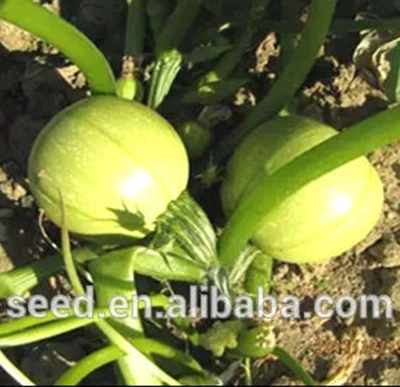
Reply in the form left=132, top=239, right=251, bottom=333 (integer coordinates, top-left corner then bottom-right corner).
left=215, top=0, right=337, bottom=163
left=278, top=0, right=302, bottom=73
left=183, top=27, right=253, bottom=105
left=183, top=0, right=271, bottom=105
left=146, top=0, right=171, bottom=40
left=0, top=0, right=115, bottom=95
left=0, top=316, right=98, bottom=347
left=89, top=252, right=160, bottom=385
left=219, top=104, right=400, bottom=267
left=60, top=200, right=165, bottom=385
left=156, top=0, right=201, bottom=54
left=0, top=296, right=169, bottom=341
left=56, top=336, right=203, bottom=386
left=243, top=358, right=253, bottom=386
left=60, top=255, right=175, bottom=384
left=55, top=345, right=122, bottom=386
left=60, top=195, right=86, bottom=297
left=124, top=0, right=146, bottom=57
left=273, top=347, right=316, bottom=386
left=0, top=351, right=35, bottom=386
left=94, top=320, right=180, bottom=386
left=0, top=254, right=64, bottom=298
left=268, top=17, right=400, bottom=34
left=205, top=28, right=253, bottom=83
left=0, top=240, right=206, bottom=300
left=147, top=0, right=202, bottom=109
left=0, top=308, right=75, bottom=337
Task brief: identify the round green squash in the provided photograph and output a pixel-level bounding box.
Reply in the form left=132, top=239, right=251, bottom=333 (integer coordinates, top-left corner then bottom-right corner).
left=28, top=96, right=189, bottom=242
left=221, top=115, right=384, bottom=264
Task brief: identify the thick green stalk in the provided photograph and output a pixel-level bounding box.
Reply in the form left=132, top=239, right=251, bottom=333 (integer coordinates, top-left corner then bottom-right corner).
left=0, top=296, right=169, bottom=339
left=0, top=317, right=99, bottom=347
left=278, top=0, right=302, bottom=72
left=0, top=253, right=65, bottom=298
left=89, top=253, right=160, bottom=385
left=55, top=345, right=122, bottom=386
left=0, top=242, right=206, bottom=299
left=155, top=0, right=201, bottom=54
left=0, top=320, right=179, bottom=385
left=148, top=0, right=201, bottom=109
left=183, top=28, right=253, bottom=105
left=60, top=201, right=164, bottom=385
left=219, top=105, right=400, bottom=267
left=0, top=308, right=77, bottom=337
left=215, top=0, right=337, bottom=163
left=56, top=336, right=204, bottom=386
left=0, top=0, right=115, bottom=95
left=268, top=18, right=400, bottom=34
left=125, top=0, right=146, bottom=56
left=202, top=28, right=253, bottom=84
left=183, top=0, right=270, bottom=105
left=146, top=0, right=171, bottom=39
left=94, top=320, right=180, bottom=386
left=273, top=347, right=316, bottom=386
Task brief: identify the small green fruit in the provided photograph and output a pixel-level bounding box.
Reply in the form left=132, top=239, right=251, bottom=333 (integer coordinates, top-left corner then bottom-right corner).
left=116, top=75, right=144, bottom=102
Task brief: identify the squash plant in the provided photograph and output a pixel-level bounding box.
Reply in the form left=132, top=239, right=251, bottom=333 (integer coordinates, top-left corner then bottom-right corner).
left=1, top=0, right=400, bottom=386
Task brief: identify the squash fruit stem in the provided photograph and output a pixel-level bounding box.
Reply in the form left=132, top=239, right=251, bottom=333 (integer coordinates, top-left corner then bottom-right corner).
left=152, top=191, right=218, bottom=269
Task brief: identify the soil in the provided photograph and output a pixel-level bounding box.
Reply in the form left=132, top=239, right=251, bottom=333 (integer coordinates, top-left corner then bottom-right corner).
left=1, top=0, right=400, bottom=385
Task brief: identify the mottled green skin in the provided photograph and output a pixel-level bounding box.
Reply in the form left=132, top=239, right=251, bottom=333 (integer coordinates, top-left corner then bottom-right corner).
left=222, top=116, right=384, bottom=263
left=28, top=96, right=189, bottom=242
